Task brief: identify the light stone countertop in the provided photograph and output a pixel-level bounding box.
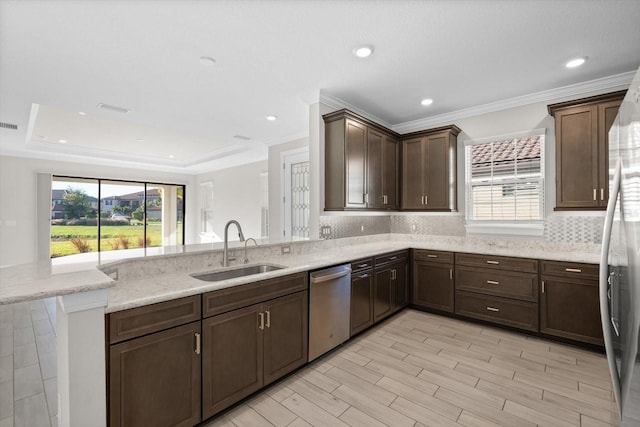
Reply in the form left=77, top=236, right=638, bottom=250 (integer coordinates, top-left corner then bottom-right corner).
left=105, top=235, right=602, bottom=313
left=1, top=234, right=602, bottom=310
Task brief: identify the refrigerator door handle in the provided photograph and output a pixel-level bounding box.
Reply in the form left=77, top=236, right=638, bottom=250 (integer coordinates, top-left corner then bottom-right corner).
left=599, top=158, right=622, bottom=417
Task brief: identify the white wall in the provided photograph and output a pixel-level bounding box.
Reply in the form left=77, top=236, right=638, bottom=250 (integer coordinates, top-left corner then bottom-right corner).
left=0, top=155, right=197, bottom=266
left=268, top=137, right=308, bottom=239
left=196, top=160, right=268, bottom=242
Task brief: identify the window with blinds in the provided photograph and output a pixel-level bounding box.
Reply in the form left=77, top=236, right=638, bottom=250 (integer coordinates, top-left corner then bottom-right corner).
left=465, top=130, right=545, bottom=223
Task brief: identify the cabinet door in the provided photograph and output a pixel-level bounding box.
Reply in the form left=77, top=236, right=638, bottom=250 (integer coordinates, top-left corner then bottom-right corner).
left=424, top=133, right=450, bottom=210
left=383, top=136, right=399, bottom=209
left=109, top=322, right=201, bottom=427
left=401, top=137, right=425, bottom=209
left=412, top=261, right=454, bottom=313
left=366, top=127, right=384, bottom=208
left=555, top=105, right=599, bottom=209
left=598, top=99, right=622, bottom=206
left=374, top=268, right=393, bottom=322
left=345, top=119, right=367, bottom=208
left=350, top=272, right=374, bottom=335
left=263, top=291, right=308, bottom=385
left=391, top=261, right=408, bottom=311
left=540, top=275, right=604, bottom=345
left=202, top=304, right=263, bottom=419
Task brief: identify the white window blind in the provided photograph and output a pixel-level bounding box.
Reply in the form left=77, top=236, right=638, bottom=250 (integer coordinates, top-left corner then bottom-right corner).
left=465, top=130, right=545, bottom=223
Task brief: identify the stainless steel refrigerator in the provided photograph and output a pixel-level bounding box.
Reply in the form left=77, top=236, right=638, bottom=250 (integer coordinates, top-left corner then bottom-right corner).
left=600, top=66, right=640, bottom=426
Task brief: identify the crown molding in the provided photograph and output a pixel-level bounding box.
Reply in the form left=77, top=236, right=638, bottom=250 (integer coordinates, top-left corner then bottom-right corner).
left=393, top=71, right=635, bottom=134
left=319, top=91, right=393, bottom=129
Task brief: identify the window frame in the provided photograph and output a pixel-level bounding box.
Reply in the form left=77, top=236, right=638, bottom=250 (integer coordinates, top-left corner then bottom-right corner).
left=51, top=175, right=186, bottom=256
left=464, top=129, right=546, bottom=236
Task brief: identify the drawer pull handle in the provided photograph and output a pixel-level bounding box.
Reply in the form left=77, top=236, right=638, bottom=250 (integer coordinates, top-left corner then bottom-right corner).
left=565, top=268, right=582, bottom=273
left=486, top=260, right=500, bottom=265
left=486, top=306, right=500, bottom=312
left=486, top=280, right=500, bottom=285
left=358, top=263, right=369, bottom=268
left=427, top=254, right=438, bottom=258
left=258, top=312, right=265, bottom=330
left=389, top=256, right=398, bottom=260
left=359, top=274, right=370, bottom=279
left=194, top=333, right=201, bottom=355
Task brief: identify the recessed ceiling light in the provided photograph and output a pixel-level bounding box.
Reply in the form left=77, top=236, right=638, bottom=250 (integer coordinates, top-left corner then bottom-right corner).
left=136, top=138, right=144, bottom=142
left=566, top=57, right=588, bottom=68
left=353, top=45, right=374, bottom=58
left=265, top=115, right=278, bottom=121
left=78, top=111, right=87, bottom=116
left=199, top=56, right=216, bottom=66
left=168, top=155, right=175, bottom=159
left=421, top=98, right=434, bottom=106
left=58, top=139, right=68, bottom=144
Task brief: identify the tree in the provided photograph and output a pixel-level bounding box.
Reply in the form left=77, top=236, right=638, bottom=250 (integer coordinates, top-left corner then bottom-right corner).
left=62, top=187, right=92, bottom=219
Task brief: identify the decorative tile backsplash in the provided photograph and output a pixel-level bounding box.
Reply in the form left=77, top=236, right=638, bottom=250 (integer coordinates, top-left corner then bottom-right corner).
left=319, top=213, right=604, bottom=244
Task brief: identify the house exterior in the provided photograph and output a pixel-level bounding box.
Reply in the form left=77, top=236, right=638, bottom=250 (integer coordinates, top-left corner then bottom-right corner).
left=51, top=189, right=98, bottom=219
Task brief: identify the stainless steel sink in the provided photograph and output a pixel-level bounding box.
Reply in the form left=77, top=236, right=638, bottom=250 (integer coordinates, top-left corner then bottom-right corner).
left=190, top=264, right=285, bottom=282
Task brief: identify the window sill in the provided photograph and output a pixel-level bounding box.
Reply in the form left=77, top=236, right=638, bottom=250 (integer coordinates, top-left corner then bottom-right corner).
left=465, top=221, right=544, bottom=237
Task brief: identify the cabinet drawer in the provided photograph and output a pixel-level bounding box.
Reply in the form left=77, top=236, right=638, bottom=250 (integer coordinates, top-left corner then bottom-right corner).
left=413, top=249, right=454, bottom=264
left=455, top=291, right=539, bottom=332
left=203, top=273, right=307, bottom=318
left=540, top=261, right=598, bottom=280
left=455, top=253, right=538, bottom=273
left=375, top=250, right=408, bottom=267
left=108, top=295, right=201, bottom=344
left=455, top=266, right=538, bottom=302
left=351, top=258, right=374, bottom=273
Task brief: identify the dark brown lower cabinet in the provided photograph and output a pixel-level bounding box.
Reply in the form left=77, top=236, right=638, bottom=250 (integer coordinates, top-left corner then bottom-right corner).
left=412, top=260, right=454, bottom=313
left=202, top=291, right=308, bottom=420
left=374, top=268, right=393, bottom=322
left=350, top=271, right=374, bottom=335
left=109, top=321, right=201, bottom=427
left=202, top=303, right=263, bottom=419
left=392, top=261, right=408, bottom=311
left=455, top=290, right=539, bottom=332
left=540, top=274, right=603, bottom=345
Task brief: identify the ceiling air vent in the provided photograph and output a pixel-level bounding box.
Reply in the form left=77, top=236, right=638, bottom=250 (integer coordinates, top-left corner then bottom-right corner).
left=97, top=103, right=131, bottom=114
left=233, top=135, right=251, bottom=141
left=0, top=122, right=18, bottom=130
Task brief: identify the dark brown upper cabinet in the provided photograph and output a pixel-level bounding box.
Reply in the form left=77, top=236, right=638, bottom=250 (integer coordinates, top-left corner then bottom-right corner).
left=324, top=110, right=398, bottom=210
left=548, top=90, right=625, bottom=210
left=401, top=126, right=460, bottom=211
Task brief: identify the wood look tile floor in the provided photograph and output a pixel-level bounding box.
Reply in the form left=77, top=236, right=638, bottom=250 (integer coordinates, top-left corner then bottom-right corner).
left=0, top=301, right=619, bottom=427
left=205, top=309, right=619, bottom=427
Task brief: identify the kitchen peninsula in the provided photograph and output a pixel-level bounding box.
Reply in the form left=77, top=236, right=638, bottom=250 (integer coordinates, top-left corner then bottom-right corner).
left=0, top=234, right=602, bottom=427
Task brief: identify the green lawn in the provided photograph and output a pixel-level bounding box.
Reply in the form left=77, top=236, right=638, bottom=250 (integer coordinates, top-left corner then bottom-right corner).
left=51, top=224, right=163, bottom=257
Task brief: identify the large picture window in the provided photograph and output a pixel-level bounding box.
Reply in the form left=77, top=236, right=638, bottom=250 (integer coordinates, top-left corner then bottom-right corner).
left=465, top=129, right=545, bottom=230
left=50, top=176, right=185, bottom=258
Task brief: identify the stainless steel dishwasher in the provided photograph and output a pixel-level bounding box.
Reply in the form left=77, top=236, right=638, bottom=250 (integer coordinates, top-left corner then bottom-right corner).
left=308, top=264, right=352, bottom=361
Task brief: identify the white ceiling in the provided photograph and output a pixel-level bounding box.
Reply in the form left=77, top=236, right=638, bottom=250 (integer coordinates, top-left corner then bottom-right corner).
left=1, top=0, right=639, bottom=173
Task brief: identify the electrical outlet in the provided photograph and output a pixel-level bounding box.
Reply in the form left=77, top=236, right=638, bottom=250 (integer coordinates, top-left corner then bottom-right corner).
left=281, top=245, right=291, bottom=255
left=320, top=226, right=331, bottom=237
left=360, top=225, right=364, bottom=232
